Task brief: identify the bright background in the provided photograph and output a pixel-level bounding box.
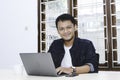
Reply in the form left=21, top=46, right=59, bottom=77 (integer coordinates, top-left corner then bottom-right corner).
left=0, top=0, right=37, bottom=69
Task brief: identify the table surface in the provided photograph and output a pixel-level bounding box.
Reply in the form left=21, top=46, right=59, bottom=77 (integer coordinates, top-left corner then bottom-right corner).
left=0, top=69, right=120, bottom=80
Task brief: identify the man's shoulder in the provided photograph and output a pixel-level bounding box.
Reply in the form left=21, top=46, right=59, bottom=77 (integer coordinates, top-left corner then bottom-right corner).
left=53, top=38, right=63, bottom=42
left=76, top=37, right=92, bottom=43
left=52, top=38, right=63, bottom=44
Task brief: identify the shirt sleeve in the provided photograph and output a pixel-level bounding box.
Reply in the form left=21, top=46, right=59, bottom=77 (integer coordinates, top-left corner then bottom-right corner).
left=86, top=63, right=94, bottom=72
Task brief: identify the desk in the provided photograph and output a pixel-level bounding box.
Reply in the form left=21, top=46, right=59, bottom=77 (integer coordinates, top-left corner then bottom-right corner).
left=0, top=69, right=120, bottom=80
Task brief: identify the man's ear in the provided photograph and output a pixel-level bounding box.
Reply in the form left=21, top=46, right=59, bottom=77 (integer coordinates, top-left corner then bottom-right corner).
left=74, top=25, right=78, bottom=31
left=57, top=29, right=60, bottom=34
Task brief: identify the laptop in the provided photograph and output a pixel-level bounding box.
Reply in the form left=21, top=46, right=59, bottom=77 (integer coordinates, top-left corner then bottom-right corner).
left=20, top=53, right=60, bottom=77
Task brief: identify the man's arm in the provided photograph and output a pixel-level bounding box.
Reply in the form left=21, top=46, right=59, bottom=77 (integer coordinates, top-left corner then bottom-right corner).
left=56, top=64, right=91, bottom=75
left=75, top=64, right=90, bottom=74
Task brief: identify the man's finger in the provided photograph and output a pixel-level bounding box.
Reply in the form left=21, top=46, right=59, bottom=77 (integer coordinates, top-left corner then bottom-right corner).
left=58, top=69, right=63, bottom=74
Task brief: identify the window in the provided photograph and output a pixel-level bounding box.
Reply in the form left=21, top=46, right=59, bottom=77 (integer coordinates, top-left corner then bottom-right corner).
left=77, top=0, right=120, bottom=70
left=38, top=0, right=120, bottom=70
left=115, top=0, right=120, bottom=68
left=38, top=0, right=69, bottom=52
left=77, top=0, right=105, bottom=65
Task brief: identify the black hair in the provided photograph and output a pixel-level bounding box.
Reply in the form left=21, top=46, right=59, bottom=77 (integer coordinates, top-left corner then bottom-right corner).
left=55, top=13, right=77, bottom=28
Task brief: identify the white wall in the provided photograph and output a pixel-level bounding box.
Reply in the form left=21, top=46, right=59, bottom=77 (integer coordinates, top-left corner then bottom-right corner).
left=0, top=0, right=37, bottom=69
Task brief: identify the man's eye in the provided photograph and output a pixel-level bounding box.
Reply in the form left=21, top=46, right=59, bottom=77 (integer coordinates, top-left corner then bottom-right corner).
left=59, top=28, right=64, bottom=31
left=66, top=26, right=73, bottom=29
left=67, top=27, right=72, bottom=29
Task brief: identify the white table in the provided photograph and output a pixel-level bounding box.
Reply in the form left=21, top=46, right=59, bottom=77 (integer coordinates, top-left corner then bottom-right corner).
left=0, top=69, right=120, bottom=80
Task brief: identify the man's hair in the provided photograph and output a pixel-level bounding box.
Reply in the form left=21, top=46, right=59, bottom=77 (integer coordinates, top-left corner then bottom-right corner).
left=55, top=13, right=77, bottom=28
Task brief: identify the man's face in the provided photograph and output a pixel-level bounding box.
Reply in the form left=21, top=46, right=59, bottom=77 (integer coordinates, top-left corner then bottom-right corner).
left=57, top=20, right=77, bottom=41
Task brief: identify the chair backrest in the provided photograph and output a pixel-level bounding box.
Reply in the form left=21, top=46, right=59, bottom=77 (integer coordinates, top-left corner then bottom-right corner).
left=96, top=53, right=99, bottom=72
left=96, top=53, right=99, bottom=63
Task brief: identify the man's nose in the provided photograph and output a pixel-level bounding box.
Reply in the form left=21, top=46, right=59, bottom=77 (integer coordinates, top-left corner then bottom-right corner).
left=64, top=28, right=68, bottom=33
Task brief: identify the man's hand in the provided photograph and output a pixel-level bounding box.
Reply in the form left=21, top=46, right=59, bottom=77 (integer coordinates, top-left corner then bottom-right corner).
left=56, top=67, right=73, bottom=75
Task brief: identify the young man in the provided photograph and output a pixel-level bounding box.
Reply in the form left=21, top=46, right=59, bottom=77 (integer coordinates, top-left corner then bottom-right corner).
left=48, top=13, right=98, bottom=75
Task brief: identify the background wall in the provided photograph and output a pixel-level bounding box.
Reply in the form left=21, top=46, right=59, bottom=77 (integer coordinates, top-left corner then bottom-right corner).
left=0, top=0, right=37, bottom=69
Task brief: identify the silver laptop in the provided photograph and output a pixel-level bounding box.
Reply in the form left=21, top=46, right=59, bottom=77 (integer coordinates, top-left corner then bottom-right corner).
left=20, top=53, right=59, bottom=76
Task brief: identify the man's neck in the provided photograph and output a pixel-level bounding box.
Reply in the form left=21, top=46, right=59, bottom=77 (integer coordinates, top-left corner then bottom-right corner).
left=64, top=37, right=74, bottom=47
